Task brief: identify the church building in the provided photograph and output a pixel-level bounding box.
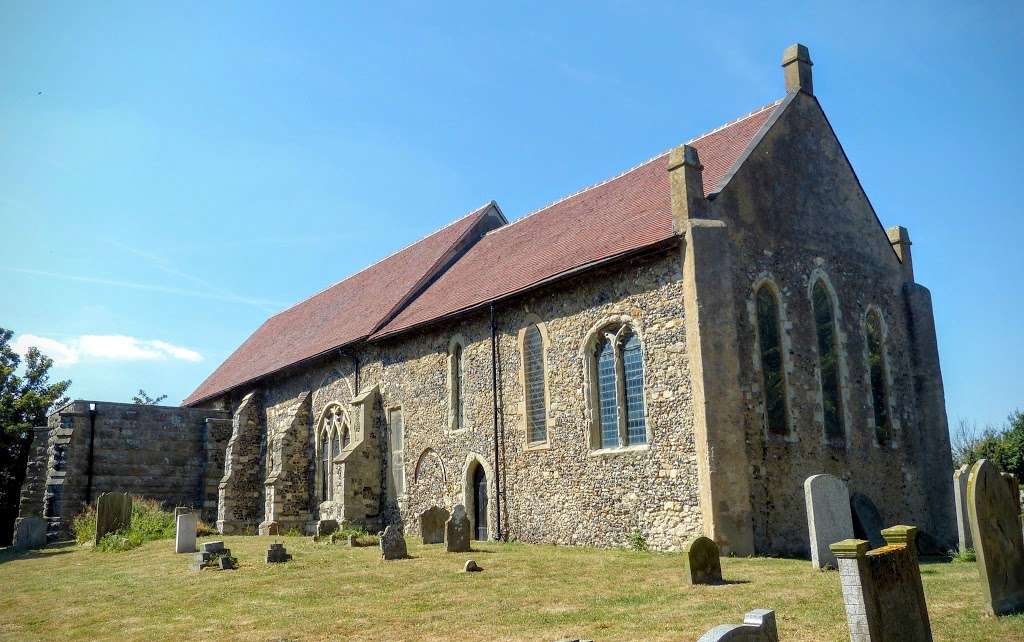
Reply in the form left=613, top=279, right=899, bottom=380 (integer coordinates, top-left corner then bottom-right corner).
left=17, top=44, right=955, bottom=555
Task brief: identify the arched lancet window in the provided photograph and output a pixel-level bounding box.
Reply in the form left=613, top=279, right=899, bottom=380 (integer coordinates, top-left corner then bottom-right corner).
left=865, top=309, right=892, bottom=446
left=755, top=284, right=788, bottom=435
left=812, top=279, right=845, bottom=442
left=319, top=428, right=330, bottom=501
left=450, top=340, right=466, bottom=431
left=588, top=321, right=647, bottom=449
left=523, top=324, right=548, bottom=444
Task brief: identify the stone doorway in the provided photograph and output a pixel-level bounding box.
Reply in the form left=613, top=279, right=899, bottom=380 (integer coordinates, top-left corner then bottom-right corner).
left=472, top=465, right=488, bottom=540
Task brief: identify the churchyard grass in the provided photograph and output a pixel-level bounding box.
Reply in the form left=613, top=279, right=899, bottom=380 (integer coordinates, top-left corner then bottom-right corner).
left=1, top=537, right=1021, bottom=641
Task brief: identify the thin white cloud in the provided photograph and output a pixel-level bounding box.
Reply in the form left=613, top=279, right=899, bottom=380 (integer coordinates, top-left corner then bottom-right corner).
left=12, top=334, right=203, bottom=366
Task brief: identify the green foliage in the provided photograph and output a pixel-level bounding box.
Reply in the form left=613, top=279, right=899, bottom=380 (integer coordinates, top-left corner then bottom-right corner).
left=131, top=389, right=167, bottom=405
left=328, top=524, right=377, bottom=546
left=949, top=548, right=977, bottom=563
left=71, top=497, right=176, bottom=552
left=284, top=527, right=303, bottom=537
left=0, top=327, right=71, bottom=545
left=953, top=411, right=1024, bottom=480
left=627, top=530, right=648, bottom=552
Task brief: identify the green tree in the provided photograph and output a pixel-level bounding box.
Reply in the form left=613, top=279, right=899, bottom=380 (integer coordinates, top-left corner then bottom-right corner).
left=953, top=410, right=1024, bottom=480
left=131, top=389, right=167, bottom=405
left=0, top=328, right=71, bottom=545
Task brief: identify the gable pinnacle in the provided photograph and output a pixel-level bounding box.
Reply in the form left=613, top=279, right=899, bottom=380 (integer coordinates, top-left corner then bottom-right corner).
left=782, top=43, right=813, bottom=96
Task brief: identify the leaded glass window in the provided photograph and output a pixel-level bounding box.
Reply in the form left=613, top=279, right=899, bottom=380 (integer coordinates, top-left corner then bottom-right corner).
left=596, top=338, right=618, bottom=449
left=524, top=325, right=547, bottom=443
left=865, top=310, right=891, bottom=446
left=812, top=280, right=845, bottom=442
left=622, top=331, right=647, bottom=445
left=756, top=285, right=788, bottom=435
left=590, top=323, right=647, bottom=449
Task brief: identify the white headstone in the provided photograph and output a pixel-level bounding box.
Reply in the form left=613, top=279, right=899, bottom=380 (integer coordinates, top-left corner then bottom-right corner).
left=175, top=513, right=198, bottom=554
left=804, top=474, right=854, bottom=569
left=953, top=464, right=973, bottom=552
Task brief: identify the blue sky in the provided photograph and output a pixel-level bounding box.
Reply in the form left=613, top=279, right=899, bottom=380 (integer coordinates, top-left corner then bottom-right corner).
left=1, top=2, right=1021, bottom=433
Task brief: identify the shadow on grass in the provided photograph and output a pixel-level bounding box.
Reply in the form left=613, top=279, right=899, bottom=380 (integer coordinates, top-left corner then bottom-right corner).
left=0, top=541, right=77, bottom=565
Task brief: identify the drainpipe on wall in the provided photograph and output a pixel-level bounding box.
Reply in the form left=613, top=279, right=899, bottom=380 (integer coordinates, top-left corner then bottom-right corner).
left=490, top=303, right=502, bottom=541
left=85, top=402, right=97, bottom=506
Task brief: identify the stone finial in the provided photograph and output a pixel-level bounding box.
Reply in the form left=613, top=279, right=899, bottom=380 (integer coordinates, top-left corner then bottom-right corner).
left=886, top=226, right=914, bottom=282
left=830, top=538, right=869, bottom=559
left=781, top=43, right=813, bottom=95
left=881, top=524, right=919, bottom=559
left=668, top=144, right=706, bottom=234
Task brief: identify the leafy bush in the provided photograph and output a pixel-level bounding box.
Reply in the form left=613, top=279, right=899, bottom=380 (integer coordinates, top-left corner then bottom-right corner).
left=953, top=410, right=1024, bottom=479
left=949, top=548, right=976, bottom=563
left=71, top=497, right=176, bottom=552
left=328, top=524, right=378, bottom=546
left=627, top=530, right=648, bottom=552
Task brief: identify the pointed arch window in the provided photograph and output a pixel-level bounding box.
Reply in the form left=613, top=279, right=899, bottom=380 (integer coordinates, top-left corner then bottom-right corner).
left=812, top=279, right=845, bottom=442
left=865, top=309, right=892, bottom=446
left=523, top=324, right=548, bottom=444
left=319, top=428, right=331, bottom=501
left=587, top=321, right=648, bottom=450
left=755, top=284, right=788, bottom=435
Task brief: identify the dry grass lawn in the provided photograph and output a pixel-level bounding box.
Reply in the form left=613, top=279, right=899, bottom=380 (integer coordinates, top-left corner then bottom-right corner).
left=1, top=536, right=1022, bottom=641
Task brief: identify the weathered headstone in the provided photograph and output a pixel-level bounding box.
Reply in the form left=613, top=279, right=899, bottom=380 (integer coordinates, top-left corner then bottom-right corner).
left=95, top=492, right=132, bottom=544
left=1003, top=472, right=1022, bottom=515
left=202, top=540, right=225, bottom=554
left=684, top=535, right=722, bottom=585
left=316, top=519, right=339, bottom=539
left=258, top=521, right=281, bottom=536
left=12, top=516, right=47, bottom=551
left=191, top=541, right=234, bottom=571
left=380, top=524, right=408, bottom=560
left=444, top=504, right=471, bottom=553
left=464, top=559, right=482, bottom=572
left=967, top=459, right=1024, bottom=616
left=831, top=527, right=932, bottom=642
left=850, top=492, right=885, bottom=549
left=266, top=543, right=292, bottom=563
left=952, top=465, right=973, bottom=552
left=804, top=474, right=854, bottom=569
left=697, top=609, right=778, bottom=642
left=419, top=506, right=450, bottom=545
left=175, top=512, right=198, bottom=553
left=173, top=506, right=195, bottom=521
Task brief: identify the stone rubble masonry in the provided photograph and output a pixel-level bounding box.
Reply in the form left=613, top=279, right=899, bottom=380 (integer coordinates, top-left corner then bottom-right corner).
left=952, top=464, right=972, bottom=552
left=697, top=608, right=779, bottom=642
left=967, top=458, right=1024, bottom=616
left=260, top=392, right=312, bottom=535
left=831, top=527, right=933, bottom=642
left=218, top=392, right=264, bottom=534
left=804, top=473, right=854, bottom=569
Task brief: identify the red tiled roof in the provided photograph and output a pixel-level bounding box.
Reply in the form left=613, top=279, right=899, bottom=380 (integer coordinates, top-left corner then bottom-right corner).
left=372, top=101, right=781, bottom=339
left=183, top=203, right=502, bottom=405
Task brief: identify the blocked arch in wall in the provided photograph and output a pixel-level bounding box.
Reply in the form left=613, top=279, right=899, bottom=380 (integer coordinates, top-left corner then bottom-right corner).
left=460, top=453, right=494, bottom=541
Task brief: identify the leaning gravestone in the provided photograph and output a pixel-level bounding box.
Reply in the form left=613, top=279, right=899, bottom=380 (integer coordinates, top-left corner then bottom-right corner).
left=804, top=474, right=854, bottom=569
left=380, top=524, right=408, bottom=560
left=850, top=492, right=885, bottom=549
left=95, top=492, right=132, bottom=544
left=697, top=609, right=778, bottom=642
left=967, top=459, right=1024, bottom=616
left=419, top=506, right=450, bottom=545
left=445, top=504, right=471, bottom=553
left=175, top=512, right=198, bottom=553
left=316, top=519, right=339, bottom=539
left=12, top=516, right=47, bottom=551
left=684, top=535, right=722, bottom=585
left=953, top=465, right=973, bottom=552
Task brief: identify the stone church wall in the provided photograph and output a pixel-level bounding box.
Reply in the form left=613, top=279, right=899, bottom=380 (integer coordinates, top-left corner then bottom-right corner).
left=711, top=91, right=955, bottom=554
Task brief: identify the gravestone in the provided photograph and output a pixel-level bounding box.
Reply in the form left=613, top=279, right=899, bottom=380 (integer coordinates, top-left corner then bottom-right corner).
left=831, top=527, right=932, bottom=642
left=380, top=524, right=408, bottom=560
left=191, top=540, right=234, bottom=571
left=95, top=492, right=132, bottom=544
left=697, top=609, right=778, bottom=642
left=316, top=519, right=339, bottom=539
left=259, top=521, right=281, bottom=536
left=804, top=474, right=854, bottom=569
left=684, top=535, right=722, bottom=585
left=12, top=517, right=47, bottom=551
left=175, top=512, right=198, bottom=553
left=850, top=492, right=885, bottom=549
left=266, top=543, right=292, bottom=563
left=1004, top=472, right=1022, bottom=515
left=464, top=559, right=482, bottom=572
left=173, top=506, right=195, bottom=521
left=444, top=504, right=471, bottom=553
left=967, top=459, right=1024, bottom=616
left=419, top=506, right=449, bottom=545
left=952, top=465, right=973, bottom=552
